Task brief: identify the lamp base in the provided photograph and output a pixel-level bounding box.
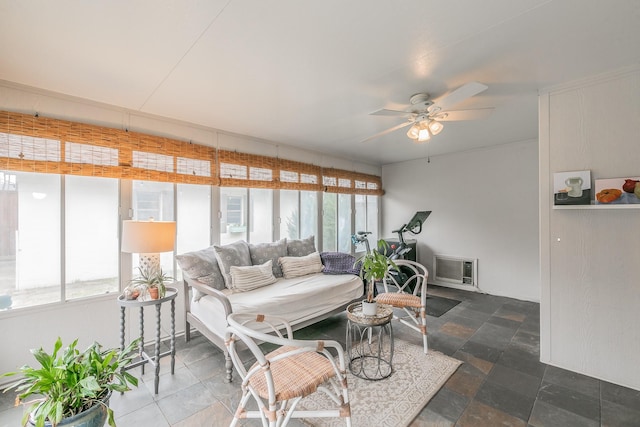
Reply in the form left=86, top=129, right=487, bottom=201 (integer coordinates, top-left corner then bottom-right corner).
left=139, top=253, right=160, bottom=273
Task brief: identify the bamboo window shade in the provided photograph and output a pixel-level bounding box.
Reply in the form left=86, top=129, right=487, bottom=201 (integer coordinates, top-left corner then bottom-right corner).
left=0, top=111, right=383, bottom=195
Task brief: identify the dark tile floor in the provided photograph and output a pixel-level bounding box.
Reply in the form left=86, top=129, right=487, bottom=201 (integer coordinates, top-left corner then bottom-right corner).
left=1, top=286, right=639, bottom=426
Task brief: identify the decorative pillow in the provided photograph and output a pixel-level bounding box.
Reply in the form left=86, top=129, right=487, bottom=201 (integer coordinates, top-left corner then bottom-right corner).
left=286, top=235, right=316, bottom=257
left=176, top=246, right=226, bottom=301
left=230, top=260, right=277, bottom=292
left=279, top=251, right=324, bottom=279
left=249, top=239, right=287, bottom=277
left=213, top=240, right=252, bottom=289
left=320, top=251, right=361, bottom=275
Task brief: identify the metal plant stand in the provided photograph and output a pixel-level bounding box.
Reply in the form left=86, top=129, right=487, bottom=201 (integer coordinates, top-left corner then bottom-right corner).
left=346, top=302, right=394, bottom=380
left=117, top=287, right=177, bottom=394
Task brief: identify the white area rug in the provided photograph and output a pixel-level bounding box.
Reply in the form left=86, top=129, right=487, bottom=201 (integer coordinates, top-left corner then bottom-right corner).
left=300, top=339, right=462, bottom=427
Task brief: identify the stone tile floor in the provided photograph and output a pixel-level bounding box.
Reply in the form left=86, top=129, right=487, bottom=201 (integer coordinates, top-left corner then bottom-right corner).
left=1, top=286, right=639, bottom=426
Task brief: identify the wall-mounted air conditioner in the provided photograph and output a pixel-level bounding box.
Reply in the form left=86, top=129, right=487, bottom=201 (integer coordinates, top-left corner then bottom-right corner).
left=433, top=255, right=477, bottom=289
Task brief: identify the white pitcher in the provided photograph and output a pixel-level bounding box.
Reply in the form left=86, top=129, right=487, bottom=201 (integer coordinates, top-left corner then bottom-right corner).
left=565, top=177, right=583, bottom=197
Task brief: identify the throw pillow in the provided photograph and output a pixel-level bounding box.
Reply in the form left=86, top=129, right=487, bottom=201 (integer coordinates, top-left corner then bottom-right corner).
left=286, top=235, right=316, bottom=257
left=230, top=260, right=277, bottom=292
left=320, top=251, right=361, bottom=275
left=279, top=251, right=324, bottom=279
left=176, top=246, right=226, bottom=301
left=248, top=239, right=287, bottom=277
left=213, top=240, right=252, bottom=289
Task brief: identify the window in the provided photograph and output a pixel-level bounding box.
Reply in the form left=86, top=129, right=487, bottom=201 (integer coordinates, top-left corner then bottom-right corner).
left=355, top=195, right=379, bottom=253
left=176, top=184, right=211, bottom=279
left=322, top=193, right=337, bottom=252
left=300, top=191, right=318, bottom=240
left=338, top=194, right=352, bottom=253
left=249, top=189, right=273, bottom=243
left=280, top=190, right=317, bottom=241
left=220, top=187, right=247, bottom=244
left=280, top=190, right=299, bottom=239
left=65, top=176, right=119, bottom=300
left=0, top=171, right=61, bottom=309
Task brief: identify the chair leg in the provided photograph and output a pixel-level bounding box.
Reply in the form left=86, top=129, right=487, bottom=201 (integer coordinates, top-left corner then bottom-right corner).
left=420, top=307, right=428, bottom=354
left=224, top=350, right=234, bottom=383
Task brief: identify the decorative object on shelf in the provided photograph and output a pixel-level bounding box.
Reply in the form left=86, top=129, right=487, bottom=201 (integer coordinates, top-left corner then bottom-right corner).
left=553, top=170, right=591, bottom=205
left=126, top=266, right=174, bottom=300
left=121, top=219, right=176, bottom=273
left=595, top=176, right=640, bottom=205
left=1, top=337, right=139, bottom=427
left=355, top=239, right=397, bottom=316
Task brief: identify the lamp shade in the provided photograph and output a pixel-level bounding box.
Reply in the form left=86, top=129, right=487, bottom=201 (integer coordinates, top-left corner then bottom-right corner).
left=121, top=220, right=176, bottom=254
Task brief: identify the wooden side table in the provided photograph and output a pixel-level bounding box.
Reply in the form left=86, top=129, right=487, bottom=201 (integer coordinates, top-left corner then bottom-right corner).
left=346, top=301, right=394, bottom=380
left=117, top=287, right=178, bottom=394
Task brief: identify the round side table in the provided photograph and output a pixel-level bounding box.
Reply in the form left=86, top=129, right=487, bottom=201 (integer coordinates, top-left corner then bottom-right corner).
left=346, top=301, right=394, bottom=380
left=117, top=287, right=178, bottom=394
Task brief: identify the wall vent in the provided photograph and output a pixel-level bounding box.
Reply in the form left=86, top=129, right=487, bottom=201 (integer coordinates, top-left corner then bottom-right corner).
left=433, top=255, right=477, bottom=288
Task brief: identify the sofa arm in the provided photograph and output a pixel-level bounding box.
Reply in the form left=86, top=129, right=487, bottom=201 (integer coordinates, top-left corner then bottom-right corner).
left=183, top=277, right=233, bottom=316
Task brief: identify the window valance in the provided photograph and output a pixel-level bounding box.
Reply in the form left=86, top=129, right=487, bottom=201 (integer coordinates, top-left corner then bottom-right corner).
left=0, top=111, right=383, bottom=195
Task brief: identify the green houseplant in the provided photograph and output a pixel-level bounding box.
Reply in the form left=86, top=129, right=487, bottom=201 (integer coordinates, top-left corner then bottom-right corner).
left=127, top=266, right=174, bottom=300
left=2, top=337, right=140, bottom=427
left=356, top=239, right=397, bottom=315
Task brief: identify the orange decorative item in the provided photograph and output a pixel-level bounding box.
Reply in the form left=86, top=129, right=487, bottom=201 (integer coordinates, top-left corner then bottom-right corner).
left=148, top=287, right=159, bottom=300
left=596, top=188, right=622, bottom=204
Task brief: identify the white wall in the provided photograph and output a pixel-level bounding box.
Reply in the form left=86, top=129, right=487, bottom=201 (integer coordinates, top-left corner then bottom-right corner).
left=0, top=81, right=381, bottom=383
left=539, top=66, right=640, bottom=391
left=382, top=139, right=539, bottom=302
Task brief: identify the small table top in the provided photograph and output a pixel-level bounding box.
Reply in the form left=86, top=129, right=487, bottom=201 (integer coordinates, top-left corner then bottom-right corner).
left=117, top=287, right=178, bottom=307
left=346, top=301, right=393, bottom=326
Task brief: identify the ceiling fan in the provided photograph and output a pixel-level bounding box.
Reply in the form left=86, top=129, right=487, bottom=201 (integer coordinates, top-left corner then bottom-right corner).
left=362, top=81, right=493, bottom=144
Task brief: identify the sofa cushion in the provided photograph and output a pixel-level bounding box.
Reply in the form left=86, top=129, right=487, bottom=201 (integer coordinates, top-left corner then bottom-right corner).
left=286, top=235, right=316, bottom=257
left=279, top=251, right=323, bottom=279
left=320, top=251, right=361, bottom=275
left=214, top=240, right=252, bottom=289
left=230, top=260, right=277, bottom=292
left=249, top=239, right=287, bottom=277
left=176, top=247, right=225, bottom=301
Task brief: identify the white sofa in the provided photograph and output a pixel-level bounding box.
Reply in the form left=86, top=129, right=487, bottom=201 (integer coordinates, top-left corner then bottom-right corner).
left=178, top=237, right=364, bottom=382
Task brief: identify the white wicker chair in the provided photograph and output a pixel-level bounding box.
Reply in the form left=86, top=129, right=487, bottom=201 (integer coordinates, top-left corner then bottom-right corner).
left=226, top=313, right=352, bottom=427
left=375, top=259, right=429, bottom=353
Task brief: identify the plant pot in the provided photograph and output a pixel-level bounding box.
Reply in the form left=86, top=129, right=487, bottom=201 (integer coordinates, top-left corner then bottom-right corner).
left=362, top=300, right=378, bottom=316
left=148, top=287, right=159, bottom=300
left=29, top=392, right=110, bottom=427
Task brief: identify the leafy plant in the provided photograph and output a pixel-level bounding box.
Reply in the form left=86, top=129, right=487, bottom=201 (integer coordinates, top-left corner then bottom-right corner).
left=2, top=337, right=140, bottom=427
left=128, top=266, right=174, bottom=299
left=355, top=239, right=397, bottom=302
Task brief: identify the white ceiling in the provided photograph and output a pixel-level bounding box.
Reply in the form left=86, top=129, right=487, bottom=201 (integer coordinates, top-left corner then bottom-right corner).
left=1, top=0, right=639, bottom=166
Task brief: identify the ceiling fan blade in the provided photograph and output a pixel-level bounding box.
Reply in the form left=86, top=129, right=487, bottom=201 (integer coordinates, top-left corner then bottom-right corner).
left=429, top=81, right=488, bottom=113
left=361, top=121, right=413, bottom=143
left=436, top=108, right=494, bottom=121
left=370, top=108, right=412, bottom=117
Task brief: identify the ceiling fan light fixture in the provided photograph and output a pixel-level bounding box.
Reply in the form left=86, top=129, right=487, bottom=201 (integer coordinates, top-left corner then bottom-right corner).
left=417, top=121, right=431, bottom=142
left=428, top=120, right=444, bottom=135
left=406, top=123, right=420, bottom=140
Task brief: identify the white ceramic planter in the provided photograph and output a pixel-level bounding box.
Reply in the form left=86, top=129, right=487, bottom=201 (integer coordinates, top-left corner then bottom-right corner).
left=361, top=300, right=378, bottom=316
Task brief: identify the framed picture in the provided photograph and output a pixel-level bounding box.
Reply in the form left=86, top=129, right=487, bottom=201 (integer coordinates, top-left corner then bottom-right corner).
left=594, top=177, right=640, bottom=205
left=553, top=170, right=591, bottom=205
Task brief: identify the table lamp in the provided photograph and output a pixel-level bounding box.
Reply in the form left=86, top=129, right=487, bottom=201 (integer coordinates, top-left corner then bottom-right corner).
left=121, top=220, right=176, bottom=273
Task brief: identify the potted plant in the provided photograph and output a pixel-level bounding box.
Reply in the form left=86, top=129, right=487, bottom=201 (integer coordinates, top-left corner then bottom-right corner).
left=356, top=239, right=397, bottom=315
left=127, top=266, right=173, bottom=300
left=2, top=337, right=140, bottom=427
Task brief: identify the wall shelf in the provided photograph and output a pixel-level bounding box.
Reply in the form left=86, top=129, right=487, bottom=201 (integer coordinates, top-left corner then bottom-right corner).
left=553, top=204, right=640, bottom=210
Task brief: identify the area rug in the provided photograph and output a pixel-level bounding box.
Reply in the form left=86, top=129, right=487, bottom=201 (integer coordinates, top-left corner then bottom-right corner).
left=299, top=340, right=461, bottom=427
left=426, top=295, right=461, bottom=317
